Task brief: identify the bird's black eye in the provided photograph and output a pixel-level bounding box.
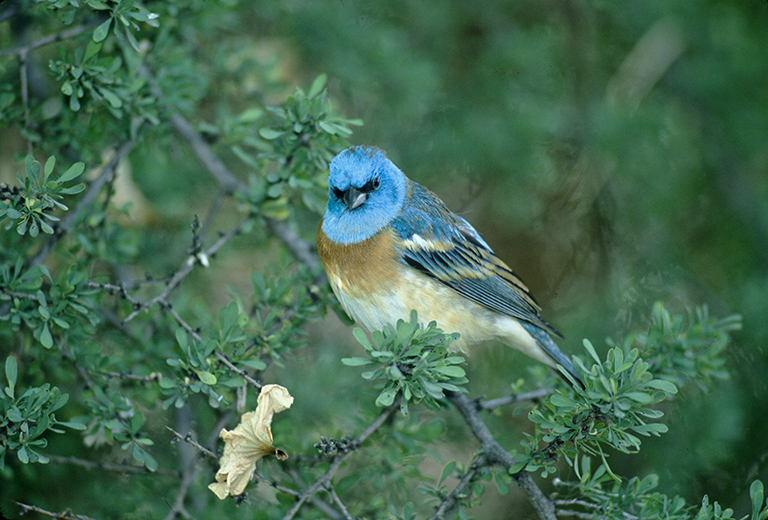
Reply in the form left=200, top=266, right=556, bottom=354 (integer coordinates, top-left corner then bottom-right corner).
left=361, top=176, right=380, bottom=193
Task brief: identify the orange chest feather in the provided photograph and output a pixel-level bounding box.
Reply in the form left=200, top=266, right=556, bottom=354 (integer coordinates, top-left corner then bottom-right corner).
left=317, top=219, right=401, bottom=296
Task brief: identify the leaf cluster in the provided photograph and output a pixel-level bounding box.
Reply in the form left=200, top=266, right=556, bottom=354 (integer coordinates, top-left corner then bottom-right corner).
left=557, top=459, right=768, bottom=520
left=1, top=357, right=85, bottom=469
left=513, top=302, right=739, bottom=479
left=0, top=156, right=84, bottom=237
left=233, top=74, right=363, bottom=219
left=342, top=310, right=468, bottom=415
left=81, top=383, right=157, bottom=470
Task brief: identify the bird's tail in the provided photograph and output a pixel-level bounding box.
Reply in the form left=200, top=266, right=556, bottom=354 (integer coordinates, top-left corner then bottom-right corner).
left=520, top=321, right=584, bottom=388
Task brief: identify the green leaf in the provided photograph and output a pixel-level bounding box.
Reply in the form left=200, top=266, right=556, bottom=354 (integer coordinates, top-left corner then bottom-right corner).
left=259, top=128, right=283, bottom=140
left=40, top=323, right=53, bottom=349
left=376, top=387, right=398, bottom=407
left=433, top=365, right=465, bottom=378
left=43, top=156, right=55, bottom=182
left=5, top=357, right=17, bottom=396
left=83, top=40, right=102, bottom=63
left=583, top=339, right=601, bottom=365
left=18, top=446, right=29, bottom=464
left=438, top=461, right=455, bottom=485
left=57, top=162, right=85, bottom=183
left=99, top=88, right=123, bottom=108
left=341, top=357, right=370, bottom=366
left=307, top=74, right=327, bottom=99
left=352, top=328, right=372, bottom=349
left=646, top=379, right=678, bottom=394
left=750, top=480, right=765, bottom=520
left=196, top=370, right=217, bottom=385
left=175, top=328, right=188, bottom=350
left=239, top=359, right=267, bottom=371
left=93, top=18, right=112, bottom=42
left=549, top=393, right=577, bottom=408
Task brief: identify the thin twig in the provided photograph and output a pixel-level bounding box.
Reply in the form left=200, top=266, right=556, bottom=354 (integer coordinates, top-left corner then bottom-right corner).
left=15, top=502, right=96, bottom=520
left=282, top=406, right=397, bottom=520
left=556, top=509, right=597, bottom=519
left=123, top=215, right=251, bottom=323
left=325, top=483, right=355, bottom=520
left=47, top=455, right=181, bottom=477
left=428, top=454, right=485, bottom=520
left=478, top=388, right=553, bottom=412
left=0, top=24, right=94, bottom=57
left=166, top=427, right=217, bottom=460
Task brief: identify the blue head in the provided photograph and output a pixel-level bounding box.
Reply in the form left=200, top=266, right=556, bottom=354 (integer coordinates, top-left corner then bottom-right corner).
left=322, top=146, right=408, bottom=244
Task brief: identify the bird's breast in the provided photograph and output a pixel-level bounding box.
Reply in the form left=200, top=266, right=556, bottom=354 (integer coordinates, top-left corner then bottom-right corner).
left=317, top=220, right=501, bottom=352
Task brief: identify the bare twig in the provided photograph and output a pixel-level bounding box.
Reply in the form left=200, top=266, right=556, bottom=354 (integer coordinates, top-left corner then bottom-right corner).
left=282, top=406, right=397, bottom=520
left=166, top=427, right=217, bottom=460
left=15, top=502, right=96, bottom=520
left=47, top=455, right=181, bottom=477
left=0, top=24, right=94, bottom=57
left=478, top=388, right=553, bottom=412
left=123, top=214, right=251, bottom=323
left=325, top=483, right=355, bottom=520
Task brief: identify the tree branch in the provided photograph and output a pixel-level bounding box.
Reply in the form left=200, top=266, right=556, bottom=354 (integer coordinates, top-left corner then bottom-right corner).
left=123, top=214, right=251, bottom=323
left=428, top=454, right=485, bottom=520
left=447, top=391, right=557, bottom=520
left=0, top=24, right=94, bottom=57
left=167, top=111, right=321, bottom=271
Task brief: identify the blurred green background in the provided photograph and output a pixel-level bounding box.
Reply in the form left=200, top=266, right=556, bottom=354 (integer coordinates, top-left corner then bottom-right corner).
left=269, top=0, right=768, bottom=508
left=2, top=0, right=767, bottom=517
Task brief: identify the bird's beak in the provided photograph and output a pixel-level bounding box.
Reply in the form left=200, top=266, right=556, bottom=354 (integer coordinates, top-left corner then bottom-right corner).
left=341, top=186, right=368, bottom=210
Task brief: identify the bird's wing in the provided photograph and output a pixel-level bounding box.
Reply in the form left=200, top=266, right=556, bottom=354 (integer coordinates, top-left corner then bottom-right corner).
left=392, top=183, right=562, bottom=338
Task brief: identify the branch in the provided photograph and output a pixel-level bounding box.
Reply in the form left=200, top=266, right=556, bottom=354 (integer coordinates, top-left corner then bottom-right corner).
left=447, top=391, right=557, bottom=520
left=428, top=454, right=485, bottom=520
left=0, top=24, right=95, bottom=57
left=123, top=214, right=251, bottom=323
left=47, top=454, right=181, bottom=477
left=15, top=502, right=96, bottom=520
left=282, top=405, right=398, bottom=520
left=478, top=388, right=553, bottom=412
left=168, top=111, right=321, bottom=271
left=166, top=427, right=217, bottom=460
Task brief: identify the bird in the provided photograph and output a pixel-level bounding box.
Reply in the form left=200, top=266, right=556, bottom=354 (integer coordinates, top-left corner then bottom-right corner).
left=317, top=145, right=582, bottom=386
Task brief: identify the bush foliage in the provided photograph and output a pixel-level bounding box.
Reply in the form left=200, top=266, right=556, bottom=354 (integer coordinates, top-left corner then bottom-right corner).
left=1, top=1, right=767, bottom=519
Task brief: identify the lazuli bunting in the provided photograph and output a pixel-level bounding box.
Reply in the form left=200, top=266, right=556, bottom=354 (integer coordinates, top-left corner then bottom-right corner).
left=317, top=146, right=581, bottom=385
